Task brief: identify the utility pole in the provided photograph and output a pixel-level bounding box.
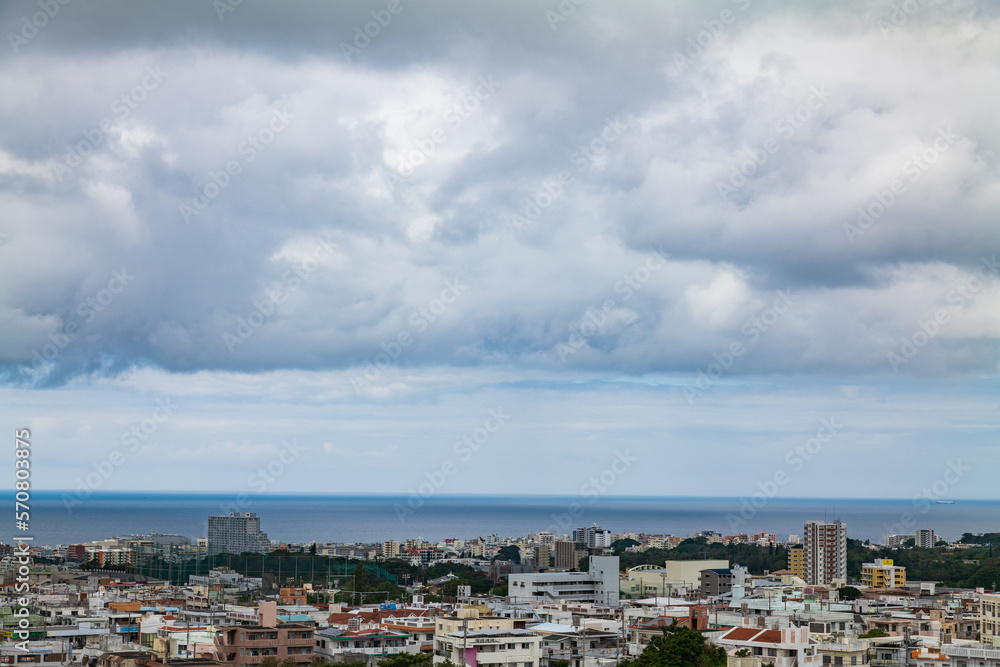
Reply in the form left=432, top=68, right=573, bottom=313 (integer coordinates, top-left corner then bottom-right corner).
left=462, top=617, right=468, bottom=667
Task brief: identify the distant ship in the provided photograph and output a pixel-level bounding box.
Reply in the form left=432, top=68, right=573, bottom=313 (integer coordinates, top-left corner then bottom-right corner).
left=936, top=500, right=955, bottom=504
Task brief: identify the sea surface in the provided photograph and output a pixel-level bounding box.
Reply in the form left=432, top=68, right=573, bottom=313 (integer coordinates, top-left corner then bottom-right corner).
left=9, top=492, right=999, bottom=547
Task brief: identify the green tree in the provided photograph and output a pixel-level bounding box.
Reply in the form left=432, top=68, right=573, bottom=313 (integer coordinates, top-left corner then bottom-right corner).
left=378, top=653, right=433, bottom=667
left=859, top=629, right=889, bottom=638
left=493, top=545, right=521, bottom=563
left=260, top=658, right=278, bottom=667
left=838, top=586, right=863, bottom=601
left=612, top=538, right=641, bottom=554
left=620, top=625, right=726, bottom=667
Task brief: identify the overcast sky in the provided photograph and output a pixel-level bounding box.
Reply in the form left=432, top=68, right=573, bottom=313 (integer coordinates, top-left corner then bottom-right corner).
left=1, top=0, right=998, bottom=500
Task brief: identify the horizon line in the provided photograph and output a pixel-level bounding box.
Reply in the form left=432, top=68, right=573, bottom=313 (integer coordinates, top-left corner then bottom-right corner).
left=13, top=490, right=992, bottom=502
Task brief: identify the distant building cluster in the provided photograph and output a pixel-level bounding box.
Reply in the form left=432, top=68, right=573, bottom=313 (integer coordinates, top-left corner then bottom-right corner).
left=1, top=516, right=996, bottom=667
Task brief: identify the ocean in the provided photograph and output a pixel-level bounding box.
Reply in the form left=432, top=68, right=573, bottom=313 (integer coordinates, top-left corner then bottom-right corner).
left=9, top=493, right=999, bottom=547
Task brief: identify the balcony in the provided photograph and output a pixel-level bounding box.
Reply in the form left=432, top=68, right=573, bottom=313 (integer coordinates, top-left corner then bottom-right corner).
left=870, top=659, right=901, bottom=667
left=238, top=640, right=280, bottom=648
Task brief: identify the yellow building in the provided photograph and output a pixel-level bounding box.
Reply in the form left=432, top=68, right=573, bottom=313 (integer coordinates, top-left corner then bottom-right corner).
left=861, top=558, right=906, bottom=588
left=788, top=545, right=805, bottom=579
left=981, top=593, right=1000, bottom=646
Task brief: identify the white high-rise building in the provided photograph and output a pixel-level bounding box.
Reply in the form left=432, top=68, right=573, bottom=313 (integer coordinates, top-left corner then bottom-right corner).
left=572, top=524, right=612, bottom=548
left=884, top=534, right=913, bottom=548
left=207, top=512, right=271, bottom=556
left=915, top=529, right=937, bottom=549
left=803, top=519, right=847, bottom=586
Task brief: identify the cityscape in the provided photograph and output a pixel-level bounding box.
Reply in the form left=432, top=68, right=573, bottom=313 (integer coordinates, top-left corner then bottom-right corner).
left=2, top=2, right=999, bottom=667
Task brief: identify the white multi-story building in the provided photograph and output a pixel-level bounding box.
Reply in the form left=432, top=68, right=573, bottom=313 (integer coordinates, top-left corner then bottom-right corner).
left=207, top=512, right=270, bottom=556
left=571, top=524, right=612, bottom=549
left=509, top=556, right=620, bottom=607
left=982, top=593, right=1000, bottom=646
left=883, top=534, right=913, bottom=548
left=718, top=622, right=821, bottom=667
left=315, top=627, right=419, bottom=660
left=434, top=629, right=541, bottom=667
left=915, top=529, right=937, bottom=549
left=803, top=519, right=847, bottom=586
left=911, top=645, right=1000, bottom=667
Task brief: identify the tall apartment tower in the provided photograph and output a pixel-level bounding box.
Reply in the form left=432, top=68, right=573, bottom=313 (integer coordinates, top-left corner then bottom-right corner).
left=803, top=519, right=847, bottom=586
left=914, top=529, right=937, bottom=548
left=572, top=524, right=612, bottom=549
left=207, top=512, right=271, bottom=556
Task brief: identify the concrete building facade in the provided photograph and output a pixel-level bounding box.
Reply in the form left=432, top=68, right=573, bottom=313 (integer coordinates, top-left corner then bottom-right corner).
left=803, top=520, right=846, bottom=586
left=982, top=593, right=1000, bottom=646
left=207, top=513, right=270, bottom=556
left=860, top=559, right=906, bottom=588
left=914, top=530, right=937, bottom=549
left=509, top=556, right=620, bottom=607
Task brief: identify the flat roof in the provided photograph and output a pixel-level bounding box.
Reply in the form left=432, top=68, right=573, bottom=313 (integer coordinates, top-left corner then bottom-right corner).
left=446, top=629, right=537, bottom=638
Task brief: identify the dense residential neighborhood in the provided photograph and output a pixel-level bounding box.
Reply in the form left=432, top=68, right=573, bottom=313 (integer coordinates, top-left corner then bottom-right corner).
left=2, top=519, right=998, bottom=667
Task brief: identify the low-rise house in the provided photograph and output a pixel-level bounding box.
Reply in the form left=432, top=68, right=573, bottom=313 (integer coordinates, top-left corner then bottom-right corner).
left=433, top=628, right=541, bottom=667
left=815, top=639, right=869, bottom=667
left=314, top=627, right=418, bottom=661
left=717, top=622, right=820, bottom=667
